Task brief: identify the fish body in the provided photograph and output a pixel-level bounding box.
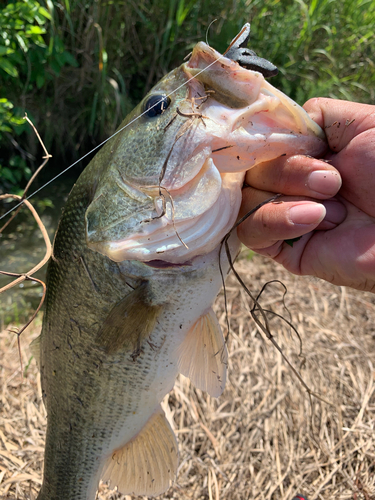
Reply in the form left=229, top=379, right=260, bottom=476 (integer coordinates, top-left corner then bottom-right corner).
left=35, top=27, right=326, bottom=499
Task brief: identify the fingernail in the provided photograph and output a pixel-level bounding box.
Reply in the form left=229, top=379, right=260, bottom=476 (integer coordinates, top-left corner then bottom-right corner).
left=307, top=170, right=341, bottom=196
left=289, top=203, right=326, bottom=225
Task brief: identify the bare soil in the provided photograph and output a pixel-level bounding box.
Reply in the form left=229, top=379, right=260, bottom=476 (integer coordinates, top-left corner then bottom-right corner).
left=1, top=252, right=374, bottom=500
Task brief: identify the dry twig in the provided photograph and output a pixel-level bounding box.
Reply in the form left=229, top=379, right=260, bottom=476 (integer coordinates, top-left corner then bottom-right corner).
left=0, top=116, right=52, bottom=366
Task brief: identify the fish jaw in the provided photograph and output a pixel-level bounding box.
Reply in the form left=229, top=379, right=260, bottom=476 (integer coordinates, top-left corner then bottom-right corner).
left=87, top=166, right=244, bottom=265
left=183, top=41, right=327, bottom=172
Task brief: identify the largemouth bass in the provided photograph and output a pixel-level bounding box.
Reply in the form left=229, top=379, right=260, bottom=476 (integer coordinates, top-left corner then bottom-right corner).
left=34, top=25, right=326, bottom=499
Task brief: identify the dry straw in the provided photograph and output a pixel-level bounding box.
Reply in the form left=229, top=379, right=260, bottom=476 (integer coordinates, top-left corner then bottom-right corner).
left=1, top=253, right=374, bottom=500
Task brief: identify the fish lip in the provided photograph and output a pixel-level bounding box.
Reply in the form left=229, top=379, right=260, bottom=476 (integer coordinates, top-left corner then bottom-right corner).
left=185, top=42, right=238, bottom=71
left=183, top=42, right=327, bottom=146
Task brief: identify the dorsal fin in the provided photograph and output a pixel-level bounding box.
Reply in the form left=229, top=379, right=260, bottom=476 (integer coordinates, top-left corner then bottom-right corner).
left=101, top=407, right=178, bottom=496
left=95, top=282, right=163, bottom=355
left=176, top=308, right=228, bottom=397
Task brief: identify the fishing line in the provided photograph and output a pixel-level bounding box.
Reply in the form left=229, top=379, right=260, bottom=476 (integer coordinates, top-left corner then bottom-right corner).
left=206, top=19, right=217, bottom=45
left=0, top=52, right=227, bottom=222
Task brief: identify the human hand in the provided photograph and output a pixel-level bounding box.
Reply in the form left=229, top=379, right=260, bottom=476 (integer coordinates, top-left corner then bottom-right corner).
left=238, top=98, right=375, bottom=292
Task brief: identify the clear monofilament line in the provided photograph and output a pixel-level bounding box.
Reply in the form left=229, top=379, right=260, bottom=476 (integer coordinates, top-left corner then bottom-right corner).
left=0, top=54, right=225, bottom=222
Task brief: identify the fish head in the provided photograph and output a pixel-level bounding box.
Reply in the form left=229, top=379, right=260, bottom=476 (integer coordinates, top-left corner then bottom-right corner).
left=85, top=37, right=326, bottom=266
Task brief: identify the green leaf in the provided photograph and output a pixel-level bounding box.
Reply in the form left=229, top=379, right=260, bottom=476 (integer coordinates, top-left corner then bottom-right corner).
left=49, top=58, right=61, bottom=75
left=0, top=124, right=12, bottom=132
left=54, top=52, right=65, bottom=67
left=11, top=116, right=26, bottom=127
left=15, top=33, right=28, bottom=52
left=0, top=58, right=18, bottom=77
left=0, top=97, right=13, bottom=114
left=25, top=26, right=46, bottom=35
left=38, top=6, right=52, bottom=20
left=36, top=197, right=54, bottom=209
left=36, top=72, right=45, bottom=88
left=0, top=167, right=17, bottom=184
left=62, top=50, right=78, bottom=67
left=0, top=46, right=15, bottom=56
left=45, top=0, right=55, bottom=17
left=0, top=98, right=13, bottom=107
left=176, top=0, right=197, bottom=27
left=284, top=236, right=302, bottom=247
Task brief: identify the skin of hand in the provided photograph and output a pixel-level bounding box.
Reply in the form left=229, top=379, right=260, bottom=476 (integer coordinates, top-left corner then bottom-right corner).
left=237, top=98, right=375, bottom=292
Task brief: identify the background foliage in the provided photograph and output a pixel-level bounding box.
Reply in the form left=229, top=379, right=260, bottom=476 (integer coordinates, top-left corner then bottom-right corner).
left=0, top=0, right=374, bottom=193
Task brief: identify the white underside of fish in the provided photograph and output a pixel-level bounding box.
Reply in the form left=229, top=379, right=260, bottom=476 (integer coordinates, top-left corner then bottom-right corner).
left=89, top=238, right=238, bottom=497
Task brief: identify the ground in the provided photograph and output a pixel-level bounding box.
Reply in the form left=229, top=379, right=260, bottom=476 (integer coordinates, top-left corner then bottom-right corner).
left=1, top=252, right=374, bottom=500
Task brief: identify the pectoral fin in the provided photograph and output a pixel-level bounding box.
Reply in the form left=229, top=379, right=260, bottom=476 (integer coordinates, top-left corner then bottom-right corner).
left=95, top=282, right=163, bottom=355
left=176, top=308, right=228, bottom=397
left=101, top=407, right=178, bottom=496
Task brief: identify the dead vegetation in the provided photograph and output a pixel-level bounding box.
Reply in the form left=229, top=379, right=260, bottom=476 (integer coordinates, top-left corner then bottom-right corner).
left=1, top=252, right=375, bottom=500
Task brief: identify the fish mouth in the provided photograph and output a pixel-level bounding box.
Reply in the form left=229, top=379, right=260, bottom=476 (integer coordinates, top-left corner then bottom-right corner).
left=183, top=41, right=326, bottom=172
left=86, top=41, right=326, bottom=266
left=144, top=259, right=192, bottom=269
left=87, top=159, right=244, bottom=265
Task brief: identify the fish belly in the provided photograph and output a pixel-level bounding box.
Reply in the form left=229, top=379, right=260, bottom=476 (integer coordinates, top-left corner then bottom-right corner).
left=37, top=238, right=236, bottom=500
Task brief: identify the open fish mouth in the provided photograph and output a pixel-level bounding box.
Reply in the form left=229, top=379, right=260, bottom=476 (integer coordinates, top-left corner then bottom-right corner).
left=86, top=41, right=326, bottom=265
left=184, top=41, right=326, bottom=172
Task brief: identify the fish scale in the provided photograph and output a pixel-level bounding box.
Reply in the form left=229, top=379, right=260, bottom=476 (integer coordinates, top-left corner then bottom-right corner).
left=38, top=159, right=232, bottom=499
left=35, top=25, right=326, bottom=499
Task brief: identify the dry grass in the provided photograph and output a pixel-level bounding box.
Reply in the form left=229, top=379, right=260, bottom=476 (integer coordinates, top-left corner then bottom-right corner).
left=1, top=253, right=375, bottom=500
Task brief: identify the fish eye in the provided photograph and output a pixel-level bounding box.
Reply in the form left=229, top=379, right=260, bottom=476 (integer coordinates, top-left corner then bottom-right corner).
left=144, top=95, right=171, bottom=117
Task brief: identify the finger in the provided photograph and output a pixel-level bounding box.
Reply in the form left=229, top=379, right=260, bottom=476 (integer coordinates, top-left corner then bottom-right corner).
left=316, top=199, right=347, bottom=230
left=303, top=98, right=375, bottom=153
left=238, top=187, right=325, bottom=250
left=304, top=98, right=375, bottom=216
left=272, top=202, right=375, bottom=289
left=245, top=155, right=341, bottom=200
left=238, top=187, right=346, bottom=250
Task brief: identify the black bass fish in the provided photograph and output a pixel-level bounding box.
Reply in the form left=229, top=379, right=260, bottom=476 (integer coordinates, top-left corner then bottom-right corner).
left=33, top=25, right=326, bottom=499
